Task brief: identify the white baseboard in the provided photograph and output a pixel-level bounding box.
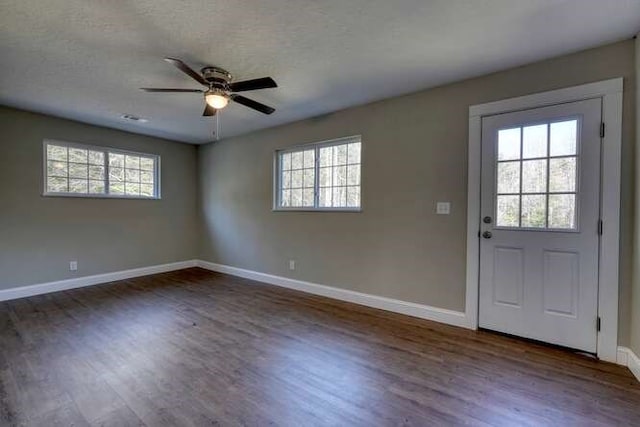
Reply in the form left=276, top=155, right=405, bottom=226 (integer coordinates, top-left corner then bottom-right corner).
left=196, top=260, right=471, bottom=329
left=617, top=346, right=640, bottom=382
left=0, top=260, right=198, bottom=302
left=617, top=347, right=629, bottom=366
left=1, top=259, right=470, bottom=330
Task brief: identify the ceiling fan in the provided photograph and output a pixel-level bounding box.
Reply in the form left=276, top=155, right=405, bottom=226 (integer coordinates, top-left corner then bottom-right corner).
left=141, top=58, right=277, bottom=116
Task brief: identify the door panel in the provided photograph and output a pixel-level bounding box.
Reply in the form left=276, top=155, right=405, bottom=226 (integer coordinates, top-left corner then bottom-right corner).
left=479, top=98, right=601, bottom=353
left=493, top=247, right=524, bottom=307
left=542, top=250, right=579, bottom=317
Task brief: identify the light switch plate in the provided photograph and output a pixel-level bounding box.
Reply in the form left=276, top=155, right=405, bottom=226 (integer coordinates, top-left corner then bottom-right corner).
left=436, top=202, right=451, bottom=215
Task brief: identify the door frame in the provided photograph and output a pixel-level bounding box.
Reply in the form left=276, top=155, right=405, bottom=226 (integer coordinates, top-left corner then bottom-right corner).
left=465, top=78, right=623, bottom=362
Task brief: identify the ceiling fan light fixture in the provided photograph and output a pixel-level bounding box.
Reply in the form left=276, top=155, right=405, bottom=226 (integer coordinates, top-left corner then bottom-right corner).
left=205, top=92, right=229, bottom=109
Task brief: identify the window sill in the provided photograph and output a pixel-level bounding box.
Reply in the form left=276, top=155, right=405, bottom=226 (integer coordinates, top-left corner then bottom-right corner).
left=272, top=207, right=362, bottom=212
left=42, top=192, right=161, bottom=200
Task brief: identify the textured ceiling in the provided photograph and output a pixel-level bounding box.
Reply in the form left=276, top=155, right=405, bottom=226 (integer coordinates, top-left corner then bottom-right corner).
left=1, top=1, right=639, bottom=144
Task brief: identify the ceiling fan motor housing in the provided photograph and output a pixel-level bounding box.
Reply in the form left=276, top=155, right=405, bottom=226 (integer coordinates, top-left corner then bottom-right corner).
left=201, top=66, right=233, bottom=88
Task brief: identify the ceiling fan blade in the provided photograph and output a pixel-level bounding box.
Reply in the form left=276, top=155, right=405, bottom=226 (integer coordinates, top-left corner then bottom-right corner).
left=203, top=104, right=216, bottom=116
left=231, top=95, right=275, bottom=114
left=164, top=58, right=208, bottom=86
left=140, top=88, right=204, bottom=93
left=229, top=77, right=277, bottom=92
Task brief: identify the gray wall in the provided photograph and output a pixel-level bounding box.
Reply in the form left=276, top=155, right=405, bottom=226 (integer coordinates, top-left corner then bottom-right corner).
left=632, top=36, right=640, bottom=356
left=0, top=107, right=198, bottom=289
left=199, top=40, right=636, bottom=345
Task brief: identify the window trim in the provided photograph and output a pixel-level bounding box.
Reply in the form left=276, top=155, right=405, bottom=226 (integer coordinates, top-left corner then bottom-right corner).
left=42, top=139, right=162, bottom=200
left=272, top=135, right=363, bottom=212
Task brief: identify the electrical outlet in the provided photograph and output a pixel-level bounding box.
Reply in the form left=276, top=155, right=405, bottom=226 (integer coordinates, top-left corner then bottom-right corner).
left=69, top=261, right=78, bottom=271
left=289, top=260, right=296, bottom=271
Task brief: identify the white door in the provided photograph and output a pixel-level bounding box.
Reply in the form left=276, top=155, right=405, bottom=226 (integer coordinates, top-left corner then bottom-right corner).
left=479, top=98, right=602, bottom=353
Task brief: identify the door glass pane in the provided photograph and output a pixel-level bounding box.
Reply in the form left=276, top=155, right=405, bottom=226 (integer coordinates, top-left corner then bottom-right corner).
left=496, top=195, right=519, bottom=227
left=549, top=194, right=576, bottom=229
left=493, top=118, right=579, bottom=231
left=521, top=195, right=546, bottom=228
left=549, top=157, right=576, bottom=193
left=497, top=161, right=520, bottom=194
left=550, top=120, right=577, bottom=156
left=522, top=124, right=547, bottom=159
left=522, top=160, right=547, bottom=193
left=497, top=128, right=521, bottom=160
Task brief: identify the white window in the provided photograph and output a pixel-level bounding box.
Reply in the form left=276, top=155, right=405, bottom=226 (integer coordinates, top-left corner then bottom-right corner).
left=275, top=136, right=361, bottom=211
left=43, top=140, right=160, bottom=199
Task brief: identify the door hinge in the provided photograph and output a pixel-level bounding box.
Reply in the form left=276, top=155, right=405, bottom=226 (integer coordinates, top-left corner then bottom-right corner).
left=597, top=317, right=601, bottom=332
left=600, top=122, right=605, bottom=138
left=598, top=219, right=603, bottom=235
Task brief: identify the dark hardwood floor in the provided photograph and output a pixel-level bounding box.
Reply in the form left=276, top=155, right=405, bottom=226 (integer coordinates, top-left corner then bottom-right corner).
left=1, top=268, right=638, bottom=426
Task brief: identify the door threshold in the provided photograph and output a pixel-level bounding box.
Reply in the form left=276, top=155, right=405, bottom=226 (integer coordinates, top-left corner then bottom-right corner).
left=479, top=327, right=598, bottom=360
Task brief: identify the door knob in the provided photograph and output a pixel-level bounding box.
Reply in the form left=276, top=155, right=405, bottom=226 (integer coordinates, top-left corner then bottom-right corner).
left=482, top=231, right=492, bottom=239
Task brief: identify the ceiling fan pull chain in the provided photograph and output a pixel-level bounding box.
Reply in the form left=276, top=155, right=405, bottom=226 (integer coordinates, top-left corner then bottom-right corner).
left=215, top=111, right=220, bottom=141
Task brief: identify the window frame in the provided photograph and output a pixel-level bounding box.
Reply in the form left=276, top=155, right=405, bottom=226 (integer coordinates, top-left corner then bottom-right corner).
left=273, top=135, right=362, bottom=212
left=492, top=115, right=582, bottom=232
left=42, top=139, right=161, bottom=200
